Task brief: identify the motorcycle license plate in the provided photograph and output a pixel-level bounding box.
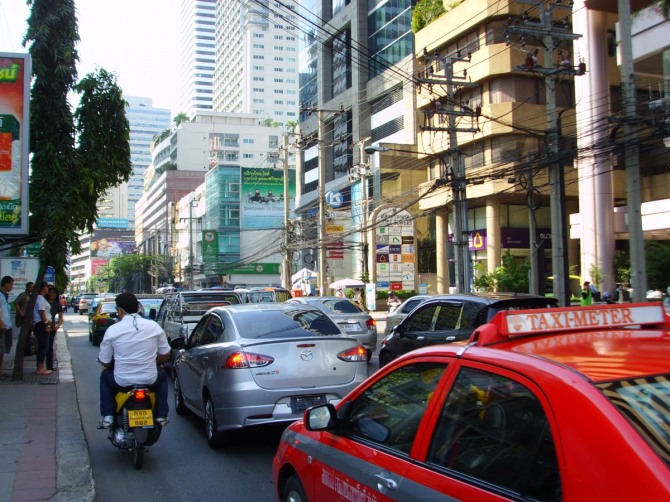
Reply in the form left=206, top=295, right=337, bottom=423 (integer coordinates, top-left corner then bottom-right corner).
left=128, top=409, right=153, bottom=428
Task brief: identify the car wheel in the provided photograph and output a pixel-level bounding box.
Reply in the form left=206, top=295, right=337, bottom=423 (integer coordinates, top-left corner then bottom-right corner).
left=173, top=376, right=188, bottom=415
left=366, top=349, right=372, bottom=362
left=379, top=352, right=394, bottom=368
left=282, top=475, right=307, bottom=502
left=204, top=395, right=232, bottom=448
left=88, top=329, right=92, bottom=342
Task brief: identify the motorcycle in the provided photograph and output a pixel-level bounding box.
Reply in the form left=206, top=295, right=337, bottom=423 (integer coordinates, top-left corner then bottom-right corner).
left=107, top=385, right=162, bottom=469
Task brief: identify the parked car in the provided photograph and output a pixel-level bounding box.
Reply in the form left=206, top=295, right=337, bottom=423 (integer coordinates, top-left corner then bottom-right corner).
left=384, top=294, right=435, bottom=335
left=273, top=302, right=670, bottom=501
left=88, top=299, right=118, bottom=345
left=78, top=293, right=99, bottom=315
left=286, top=296, right=377, bottom=360
left=378, top=292, right=559, bottom=367
left=170, top=303, right=369, bottom=448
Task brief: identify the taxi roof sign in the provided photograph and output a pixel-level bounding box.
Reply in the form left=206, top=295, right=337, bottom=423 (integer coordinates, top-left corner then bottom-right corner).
left=472, top=303, right=670, bottom=346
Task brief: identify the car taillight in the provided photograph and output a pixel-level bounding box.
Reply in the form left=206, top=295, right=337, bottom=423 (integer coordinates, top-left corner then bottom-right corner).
left=366, top=318, right=376, bottom=330
left=337, top=346, right=367, bottom=362
left=133, top=389, right=147, bottom=401
left=223, top=351, right=274, bottom=369
left=96, top=318, right=109, bottom=326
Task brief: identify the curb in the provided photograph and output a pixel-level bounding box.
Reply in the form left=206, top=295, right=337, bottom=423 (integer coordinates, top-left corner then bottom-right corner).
left=49, top=326, right=96, bottom=502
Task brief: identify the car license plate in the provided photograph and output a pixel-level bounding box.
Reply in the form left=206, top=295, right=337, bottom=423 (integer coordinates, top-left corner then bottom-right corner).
left=340, top=323, right=361, bottom=332
left=128, top=409, right=153, bottom=428
left=291, top=395, right=326, bottom=413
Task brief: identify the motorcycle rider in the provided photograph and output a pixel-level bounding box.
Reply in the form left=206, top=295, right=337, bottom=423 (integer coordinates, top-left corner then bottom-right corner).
left=98, top=293, right=170, bottom=429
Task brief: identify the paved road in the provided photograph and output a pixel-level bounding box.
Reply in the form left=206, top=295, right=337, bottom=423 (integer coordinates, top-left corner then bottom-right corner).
left=66, top=311, right=388, bottom=501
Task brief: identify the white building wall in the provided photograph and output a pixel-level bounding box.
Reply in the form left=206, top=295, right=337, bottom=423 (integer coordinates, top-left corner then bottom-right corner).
left=213, top=0, right=300, bottom=124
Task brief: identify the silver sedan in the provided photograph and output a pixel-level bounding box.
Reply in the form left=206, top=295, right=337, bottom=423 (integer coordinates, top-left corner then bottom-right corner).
left=170, top=303, right=369, bottom=448
left=286, top=296, right=377, bottom=360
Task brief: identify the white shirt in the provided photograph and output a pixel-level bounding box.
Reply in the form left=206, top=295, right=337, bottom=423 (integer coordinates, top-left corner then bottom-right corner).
left=98, top=313, right=170, bottom=387
left=33, top=295, right=48, bottom=324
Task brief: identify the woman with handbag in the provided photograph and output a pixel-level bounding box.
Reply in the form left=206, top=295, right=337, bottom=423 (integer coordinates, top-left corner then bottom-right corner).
left=46, top=286, right=63, bottom=372
left=33, top=282, right=52, bottom=375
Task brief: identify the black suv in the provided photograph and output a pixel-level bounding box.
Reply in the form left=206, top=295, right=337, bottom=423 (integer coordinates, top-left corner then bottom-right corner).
left=379, top=292, right=558, bottom=367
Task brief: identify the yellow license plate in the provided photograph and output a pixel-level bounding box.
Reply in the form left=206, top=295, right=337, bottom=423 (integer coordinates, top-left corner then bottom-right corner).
left=128, top=409, right=153, bottom=427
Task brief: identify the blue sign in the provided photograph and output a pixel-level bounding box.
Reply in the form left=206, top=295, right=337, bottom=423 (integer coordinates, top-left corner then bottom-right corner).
left=45, top=266, right=55, bottom=284
left=325, top=190, right=343, bottom=208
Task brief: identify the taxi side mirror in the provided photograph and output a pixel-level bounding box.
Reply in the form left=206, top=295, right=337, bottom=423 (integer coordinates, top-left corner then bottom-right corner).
left=305, top=403, right=338, bottom=431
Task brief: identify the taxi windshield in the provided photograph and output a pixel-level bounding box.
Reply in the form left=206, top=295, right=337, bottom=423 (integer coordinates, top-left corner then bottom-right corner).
left=597, top=374, right=670, bottom=467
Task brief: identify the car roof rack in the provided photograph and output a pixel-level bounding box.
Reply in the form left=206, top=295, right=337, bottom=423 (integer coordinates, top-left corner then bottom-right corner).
left=470, top=303, right=670, bottom=346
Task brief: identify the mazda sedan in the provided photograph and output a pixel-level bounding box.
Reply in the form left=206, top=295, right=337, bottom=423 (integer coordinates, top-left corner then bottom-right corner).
left=286, top=296, right=377, bottom=360
left=170, top=303, right=369, bottom=448
left=273, top=302, right=670, bottom=501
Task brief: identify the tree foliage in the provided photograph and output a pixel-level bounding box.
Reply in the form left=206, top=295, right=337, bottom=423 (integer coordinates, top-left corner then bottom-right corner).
left=25, top=0, right=131, bottom=289
left=473, top=251, right=530, bottom=293
left=12, top=0, right=131, bottom=380
left=411, top=0, right=446, bottom=33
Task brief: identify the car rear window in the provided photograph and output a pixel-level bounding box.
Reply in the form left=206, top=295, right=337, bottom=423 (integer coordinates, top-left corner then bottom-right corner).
left=320, top=299, right=363, bottom=314
left=486, top=299, right=557, bottom=322
left=100, top=303, right=117, bottom=314
left=181, top=294, right=240, bottom=315
left=597, top=374, right=670, bottom=467
left=232, top=309, right=341, bottom=339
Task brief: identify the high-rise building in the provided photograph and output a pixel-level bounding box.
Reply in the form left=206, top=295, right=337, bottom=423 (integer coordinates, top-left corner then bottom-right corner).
left=125, top=96, right=171, bottom=224
left=180, top=0, right=217, bottom=118
left=212, top=0, right=300, bottom=124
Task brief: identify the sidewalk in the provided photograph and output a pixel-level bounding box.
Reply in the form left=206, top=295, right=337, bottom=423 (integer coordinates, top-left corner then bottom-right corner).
left=0, top=325, right=95, bottom=502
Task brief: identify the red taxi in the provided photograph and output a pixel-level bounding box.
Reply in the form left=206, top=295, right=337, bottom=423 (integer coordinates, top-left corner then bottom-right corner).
left=273, top=303, right=670, bottom=501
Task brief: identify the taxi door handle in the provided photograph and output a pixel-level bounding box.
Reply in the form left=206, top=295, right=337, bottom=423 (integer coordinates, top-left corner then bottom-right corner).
left=373, top=473, right=398, bottom=492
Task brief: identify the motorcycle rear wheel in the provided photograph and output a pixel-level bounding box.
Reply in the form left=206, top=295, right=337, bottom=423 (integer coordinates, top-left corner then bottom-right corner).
left=132, top=439, right=144, bottom=469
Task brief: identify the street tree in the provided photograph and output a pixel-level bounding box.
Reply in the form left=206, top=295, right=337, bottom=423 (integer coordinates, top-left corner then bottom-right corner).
left=12, top=0, right=131, bottom=380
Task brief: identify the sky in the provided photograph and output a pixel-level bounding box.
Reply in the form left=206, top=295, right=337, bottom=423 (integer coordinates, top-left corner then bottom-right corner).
left=0, top=0, right=181, bottom=116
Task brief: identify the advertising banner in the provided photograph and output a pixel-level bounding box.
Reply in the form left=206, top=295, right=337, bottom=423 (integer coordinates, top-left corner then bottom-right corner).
left=202, top=230, right=218, bottom=263
left=0, top=257, right=38, bottom=303
left=0, top=53, right=31, bottom=235
left=241, top=167, right=295, bottom=229
left=90, top=229, right=136, bottom=258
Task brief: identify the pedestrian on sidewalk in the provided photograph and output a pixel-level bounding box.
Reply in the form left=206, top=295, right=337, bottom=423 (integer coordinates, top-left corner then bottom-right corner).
left=46, top=286, right=64, bottom=371
left=13, top=281, right=33, bottom=328
left=0, top=275, right=14, bottom=378
left=33, top=281, right=53, bottom=375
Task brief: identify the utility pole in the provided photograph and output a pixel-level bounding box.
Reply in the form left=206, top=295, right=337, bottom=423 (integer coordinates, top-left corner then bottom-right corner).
left=418, top=51, right=479, bottom=293
left=351, top=137, right=371, bottom=281
left=618, top=0, right=647, bottom=301
left=510, top=1, right=582, bottom=306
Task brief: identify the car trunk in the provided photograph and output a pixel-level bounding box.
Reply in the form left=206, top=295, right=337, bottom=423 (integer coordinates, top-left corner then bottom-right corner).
left=239, top=337, right=362, bottom=389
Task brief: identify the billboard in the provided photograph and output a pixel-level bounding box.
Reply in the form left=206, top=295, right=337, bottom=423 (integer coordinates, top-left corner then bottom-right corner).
left=0, top=53, right=31, bottom=235
left=241, top=167, right=295, bottom=229
left=90, top=229, right=136, bottom=258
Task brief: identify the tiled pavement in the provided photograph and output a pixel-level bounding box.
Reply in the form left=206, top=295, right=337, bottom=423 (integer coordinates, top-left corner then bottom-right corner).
left=0, top=326, right=94, bottom=502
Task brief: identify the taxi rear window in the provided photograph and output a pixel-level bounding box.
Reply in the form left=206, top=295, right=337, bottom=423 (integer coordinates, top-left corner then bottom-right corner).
left=597, top=374, right=670, bottom=467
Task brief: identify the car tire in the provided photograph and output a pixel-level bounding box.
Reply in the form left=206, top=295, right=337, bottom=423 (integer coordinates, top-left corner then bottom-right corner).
left=379, top=352, right=394, bottom=368
left=204, top=395, right=232, bottom=448
left=173, top=376, right=188, bottom=416
left=366, top=349, right=372, bottom=362
left=282, top=475, right=307, bottom=502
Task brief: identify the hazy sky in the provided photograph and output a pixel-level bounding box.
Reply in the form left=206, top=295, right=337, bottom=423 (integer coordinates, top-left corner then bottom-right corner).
left=0, top=0, right=181, bottom=116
